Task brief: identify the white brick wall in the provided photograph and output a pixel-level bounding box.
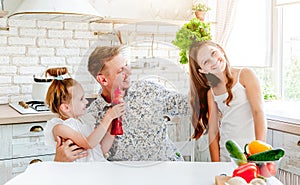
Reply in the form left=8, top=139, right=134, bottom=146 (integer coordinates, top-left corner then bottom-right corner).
left=19, top=67, right=46, bottom=75
left=0, top=36, right=7, bottom=44
left=56, top=48, right=80, bottom=56
left=158, top=25, right=180, bottom=33
left=0, top=27, right=18, bottom=36
left=136, top=24, right=158, bottom=33
left=48, top=30, right=73, bottom=39
left=64, top=22, right=89, bottom=30
left=74, top=31, right=95, bottom=39
left=0, top=46, right=26, bottom=55
left=21, top=85, right=33, bottom=94
left=40, top=57, right=66, bottom=65
left=66, top=57, right=86, bottom=65
left=13, top=76, right=33, bottom=84
left=65, top=40, right=89, bottom=48
left=89, top=23, right=113, bottom=31
left=8, top=37, right=36, bottom=46
left=0, top=66, right=17, bottom=74
left=0, top=18, right=185, bottom=104
left=12, top=57, right=39, bottom=66
left=19, top=28, right=47, bottom=37
left=0, top=97, right=9, bottom=104
left=38, top=38, right=64, bottom=47
left=0, top=56, right=9, bottom=64
left=9, top=19, right=36, bottom=28
left=37, top=21, right=63, bottom=29
left=27, top=48, right=55, bottom=56
left=0, top=86, right=19, bottom=95
left=0, top=76, right=12, bottom=84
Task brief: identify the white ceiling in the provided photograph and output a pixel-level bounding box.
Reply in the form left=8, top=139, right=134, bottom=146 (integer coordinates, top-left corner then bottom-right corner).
left=2, top=0, right=193, bottom=20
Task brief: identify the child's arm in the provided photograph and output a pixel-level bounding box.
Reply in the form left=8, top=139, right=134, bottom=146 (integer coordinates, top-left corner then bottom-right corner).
left=241, top=68, right=267, bottom=141
left=100, top=126, right=115, bottom=154
left=100, top=102, right=126, bottom=154
left=207, top=90, right=221, bottom=162
left=53, top=103, right=125, bottom=150
left=53, top=124, right=91, bottom=149
left=85, top=103, right=124, bottom=148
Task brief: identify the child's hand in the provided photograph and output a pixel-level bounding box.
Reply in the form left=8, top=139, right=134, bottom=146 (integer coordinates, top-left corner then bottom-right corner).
left=108, top=102, right=125, bottom=120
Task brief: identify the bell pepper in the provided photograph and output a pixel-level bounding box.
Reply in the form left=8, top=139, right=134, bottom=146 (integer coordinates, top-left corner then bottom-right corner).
left=247, top=140, right=272, bottom=155
left=232, top=162, right=258, bottom=183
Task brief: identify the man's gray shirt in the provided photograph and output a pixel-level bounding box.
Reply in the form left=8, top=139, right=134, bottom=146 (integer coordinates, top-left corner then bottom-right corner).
left=88, top=80, right=191, bottom=161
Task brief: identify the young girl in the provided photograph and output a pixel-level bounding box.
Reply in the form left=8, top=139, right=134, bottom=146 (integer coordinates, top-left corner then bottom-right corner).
left=188, top=41, right=267, bottom=162
left=44, top=67, right=124, bottom=162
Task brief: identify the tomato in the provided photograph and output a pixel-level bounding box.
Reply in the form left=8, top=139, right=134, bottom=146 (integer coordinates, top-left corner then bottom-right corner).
left=258, top=162, right=276, bottom=177
left=248, top=140, right=272, bottom=155
left=266, top=162, right=277, bottom=176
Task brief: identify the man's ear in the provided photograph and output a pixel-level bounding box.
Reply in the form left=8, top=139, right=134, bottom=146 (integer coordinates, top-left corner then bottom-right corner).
left=96, top=74, right=108, bottom=86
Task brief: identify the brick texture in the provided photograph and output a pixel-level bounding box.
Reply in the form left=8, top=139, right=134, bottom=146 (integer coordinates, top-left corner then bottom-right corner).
left=0, top=19, right=183, bottom=104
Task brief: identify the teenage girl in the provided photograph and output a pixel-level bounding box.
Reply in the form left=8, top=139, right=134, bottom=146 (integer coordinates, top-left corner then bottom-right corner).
left=188, top=41, right=267, bottom=161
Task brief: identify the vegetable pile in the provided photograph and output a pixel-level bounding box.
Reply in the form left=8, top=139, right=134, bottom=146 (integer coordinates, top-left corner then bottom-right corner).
left=225, top=139, right=285, bottom=183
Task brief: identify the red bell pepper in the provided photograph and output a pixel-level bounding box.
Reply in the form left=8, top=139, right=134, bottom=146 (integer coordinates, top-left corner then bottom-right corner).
left=232, top=162, right=258, bottom=183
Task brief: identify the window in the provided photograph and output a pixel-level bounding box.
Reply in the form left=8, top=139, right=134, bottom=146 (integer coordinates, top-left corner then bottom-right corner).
left=274, top=1, right=300, bottom=100
left=225, top=0, right=272, bottom=67
left=224, top=0, right=300, bottom=102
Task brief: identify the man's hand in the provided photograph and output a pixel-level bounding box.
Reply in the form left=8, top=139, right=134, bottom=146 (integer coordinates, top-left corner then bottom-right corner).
left=54, top=136, right=88, bottom=162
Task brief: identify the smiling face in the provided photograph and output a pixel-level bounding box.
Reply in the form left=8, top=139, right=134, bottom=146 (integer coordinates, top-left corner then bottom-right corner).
left=67, top=83, right=89, bottom=118
left=104, top=53, right=131, bottom=91
left=196, top=44, right=227, bottom=75
left=98, top=53, right=131, bottom=100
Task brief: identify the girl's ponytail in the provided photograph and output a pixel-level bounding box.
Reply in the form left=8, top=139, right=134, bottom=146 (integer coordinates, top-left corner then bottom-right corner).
left=45, top=67, right=76, bottom=116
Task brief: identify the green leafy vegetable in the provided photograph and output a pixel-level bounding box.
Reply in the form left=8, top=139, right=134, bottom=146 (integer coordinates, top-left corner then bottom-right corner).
left=172, top=18, right=212, bottom=64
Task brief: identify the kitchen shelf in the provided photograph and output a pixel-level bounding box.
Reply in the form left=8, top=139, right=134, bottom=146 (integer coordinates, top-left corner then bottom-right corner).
left=93, top=17, right=217, bottom=26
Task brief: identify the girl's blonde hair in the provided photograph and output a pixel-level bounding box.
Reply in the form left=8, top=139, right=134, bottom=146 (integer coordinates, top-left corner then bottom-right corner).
left=188, top=41, right=233, bottom=140
left=45, top=67, right=78, bottom=116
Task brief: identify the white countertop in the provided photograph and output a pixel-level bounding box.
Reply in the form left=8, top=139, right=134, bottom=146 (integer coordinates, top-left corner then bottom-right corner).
left=265, top=101, right=300, bottom=124
left=5, top=161, right=282, bottom=185
left=0, top=104, right=55, bottom=125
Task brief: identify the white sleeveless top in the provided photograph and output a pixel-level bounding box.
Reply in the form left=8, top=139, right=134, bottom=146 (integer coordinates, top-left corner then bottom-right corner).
left=211, top=69, right=255, bottom=161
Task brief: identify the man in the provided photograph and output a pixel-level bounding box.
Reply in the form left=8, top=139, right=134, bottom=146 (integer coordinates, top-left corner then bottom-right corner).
left=55, top=45, right=190, bottom=161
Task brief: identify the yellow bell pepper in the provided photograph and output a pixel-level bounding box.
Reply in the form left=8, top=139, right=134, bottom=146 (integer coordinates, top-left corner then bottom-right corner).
left=247, top=140, right=272, bottom=155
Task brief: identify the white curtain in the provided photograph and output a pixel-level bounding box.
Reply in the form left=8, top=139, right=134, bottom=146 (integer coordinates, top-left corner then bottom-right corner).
left=214, top=0, right=239, bottom=47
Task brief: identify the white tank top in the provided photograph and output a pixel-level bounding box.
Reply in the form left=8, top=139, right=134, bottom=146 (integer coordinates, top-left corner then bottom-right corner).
left=211, top=69, right=255, bottom=161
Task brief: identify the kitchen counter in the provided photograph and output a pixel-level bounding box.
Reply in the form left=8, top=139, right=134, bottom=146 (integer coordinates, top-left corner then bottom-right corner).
left=0, top=104, right=55, bottom=125
left=267, top=118, right=300, bottom=136
left=4, top=161, right=282, bottom=185
left=265, top=101, right=300, bottom=136
left=265, top=101, right=300, bottom=124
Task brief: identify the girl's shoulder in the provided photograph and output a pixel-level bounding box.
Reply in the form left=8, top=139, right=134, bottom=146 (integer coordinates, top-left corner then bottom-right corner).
left=46, top=117, right=63, bottom=127
left=63, top=118, right=81, bottom=126
left=235, top=67, right=258, bottom=87
left=230, top=67, right=255, bottom=79
left=238, top=67, right=256, bottom=79
left=231, top=67, right=253, bottom=76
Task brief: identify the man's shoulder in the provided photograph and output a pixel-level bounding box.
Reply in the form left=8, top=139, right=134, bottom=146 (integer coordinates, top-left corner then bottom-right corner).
left=130, top=79, right=164, bottom=90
